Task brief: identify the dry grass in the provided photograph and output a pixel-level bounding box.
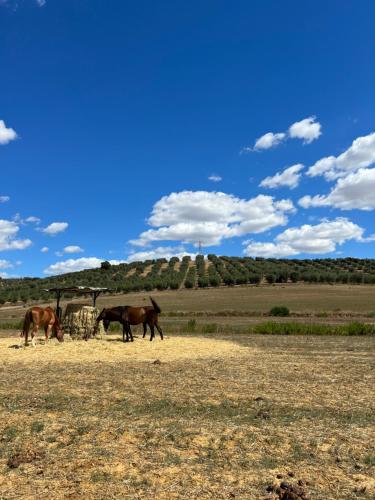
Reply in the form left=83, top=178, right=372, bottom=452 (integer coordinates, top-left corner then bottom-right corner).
left=95, top=284, right=375, bottom=315
left=2, top=284, right=375, bottom=325
left=0, top=331, right=374, bottom=499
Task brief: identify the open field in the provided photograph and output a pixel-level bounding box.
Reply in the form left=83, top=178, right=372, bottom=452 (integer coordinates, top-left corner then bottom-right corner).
left=0, top=331, right=374, bottom=499
left=94, top=284, right=375, bottom=315
left=2, top=285, right=375, bottom=326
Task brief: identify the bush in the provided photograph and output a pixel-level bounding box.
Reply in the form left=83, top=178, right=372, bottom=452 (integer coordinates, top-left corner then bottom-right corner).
left=202, top=323, right=218, bottom=333
left=254, top=321, right=375, bottom=336
left=269, top=306, right=290, bottom=317
left=182, top=319, right=196, bottom=333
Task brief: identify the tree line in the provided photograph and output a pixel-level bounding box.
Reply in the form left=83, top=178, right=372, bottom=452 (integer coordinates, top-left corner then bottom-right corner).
left=1, top=256, right=375, bottom=304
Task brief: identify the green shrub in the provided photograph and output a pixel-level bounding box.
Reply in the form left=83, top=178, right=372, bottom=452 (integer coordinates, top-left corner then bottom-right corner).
left=269, top=306, right=290, bottom=317
left=254, top=321, right=375, bottom=336
left=346, top=322, right=374, bottom=336
left=202, top=323, right=218, bottom=333
left=183, top=319, right=196, bottom=333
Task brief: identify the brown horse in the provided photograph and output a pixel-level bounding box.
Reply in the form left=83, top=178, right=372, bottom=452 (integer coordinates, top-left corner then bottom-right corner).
left=94, top=297, right=163, bottom=342
left=21, top=307, right=63, bottom=347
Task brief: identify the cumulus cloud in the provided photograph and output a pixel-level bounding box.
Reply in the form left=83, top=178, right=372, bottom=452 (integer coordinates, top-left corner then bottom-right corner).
left=208, top=175, right=222, bottom=182
left=260, top=164, right=304, bottom=190
left=0, top=259, right=13, bottom=270
left=56, top=245, right=84, bottom=256
left=0, top=120, right=17, bottom=145
left=0, top=219, right=32, bottom=251
left=307, top=132, right=375, bottom=180
left=244, top=218, right=371, bottom=257
left=127, top=246, right=196, bottom=262
left=251, top=132, right=286, bottom=151
left=44, top=257, right=126, bottom=276
left=242, top=116, right=321, bottom=153
left=41, top=246, right=49, bottom=253
left=288, top=116, right=322, bottom=144
left=41, top=222, right=68, bottom=235
left=0, top=196, right=10, bottom=203
left=299, top=168, right=375, bottom=211
left=130, top=190, right=295, bottom=248
left=62, top=245, right=83, bottom=254
left=25, top=216, right=41, bottom=224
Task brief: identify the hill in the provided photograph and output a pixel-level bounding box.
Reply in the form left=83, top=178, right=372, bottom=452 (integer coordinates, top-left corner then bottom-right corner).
left=1, top=255, right=375, bottom=305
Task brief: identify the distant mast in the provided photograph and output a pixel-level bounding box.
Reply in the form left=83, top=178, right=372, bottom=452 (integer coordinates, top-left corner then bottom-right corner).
left=198, top=240, right=203, bottom=255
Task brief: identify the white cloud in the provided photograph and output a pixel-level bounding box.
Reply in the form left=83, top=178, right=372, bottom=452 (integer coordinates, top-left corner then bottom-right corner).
left=307, top=132, right=375, bottom=180
left=41, top=246, right=49, bottom=253
left=0, top=259, right=13, bottom=270
left=242, top=116, right=321, bottom=153
left=251, top=132, right=286, bottom=151
left=25, top=216, right=41, bottom=224
left=244, top=218, right=370, bottom=257
left=44, top=257, right=126, bottom=275
left=127, top=246, right=196, bottom=262
left=36, top=0, right=46, bottom=6
left=62, top=245, right=83, bottom=254
left=289, top=116, right=322, bottom=144
left=243, top=241, right=297, bottom=258
left=0, top=219, right=32, bottom=251
left=0, top=196, right=10, bottom=203
left=41, top=222, right=68, bottom=235
left=208, top=175, right=222, bottom=182
left=130, top=190, right=295, bottom=248
left=0, top=120, right=17, bottom=145
left=299, top=168, right=375, bottom=211
left=260, top=164, right=304, bottom=190
left=56, top=245, right=84, bottom=256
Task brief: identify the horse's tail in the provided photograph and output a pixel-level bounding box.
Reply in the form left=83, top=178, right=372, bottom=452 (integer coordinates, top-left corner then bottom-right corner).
left=21, top=309, right=32, bottom=337
left=149, top=297, right=161, bottom=314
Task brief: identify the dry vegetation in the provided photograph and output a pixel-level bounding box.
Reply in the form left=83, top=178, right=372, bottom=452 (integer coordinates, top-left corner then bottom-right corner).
left=0, top=331, right=374, bottom=499
left=95, top=284, right=375, bottom=315
left=3, top=284, right=375, bottom=325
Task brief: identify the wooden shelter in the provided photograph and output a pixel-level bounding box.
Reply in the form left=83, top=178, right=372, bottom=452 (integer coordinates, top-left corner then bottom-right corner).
left=45, top=286, right=109, bottom=319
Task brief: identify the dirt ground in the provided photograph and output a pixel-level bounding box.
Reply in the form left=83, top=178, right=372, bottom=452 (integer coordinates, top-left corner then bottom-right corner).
left=0, top=331, right=374, bottom=499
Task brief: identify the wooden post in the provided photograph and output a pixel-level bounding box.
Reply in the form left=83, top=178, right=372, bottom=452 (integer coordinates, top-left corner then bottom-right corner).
left=92, top=291, right=101, bottom=307
left=56, top=291, right=62, bottom=320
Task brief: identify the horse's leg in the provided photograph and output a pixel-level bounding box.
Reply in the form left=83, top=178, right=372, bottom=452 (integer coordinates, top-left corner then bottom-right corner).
left=128, top=323, right=133, bottom=342
left=31, top=324, right=39, bottom=348
left=45, top=324, right=53, bottom=344
left=142, top=322, right=147, bottom=338
left=149, top=323, right=155, bottom=342
left=122, top=322, right=128, bottom=342
left=23, top=324, right=29, bottom=347
left=155, top=320, right=164, bottom=340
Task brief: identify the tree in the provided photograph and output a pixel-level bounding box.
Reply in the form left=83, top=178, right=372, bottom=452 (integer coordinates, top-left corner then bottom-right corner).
left=101, top=261, right=111, bottom=270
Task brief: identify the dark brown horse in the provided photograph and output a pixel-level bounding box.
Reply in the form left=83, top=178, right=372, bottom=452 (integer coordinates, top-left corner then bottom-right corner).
left=94, top=297, right=163, bottom=342
left=21, top=307, right=63, bottom=347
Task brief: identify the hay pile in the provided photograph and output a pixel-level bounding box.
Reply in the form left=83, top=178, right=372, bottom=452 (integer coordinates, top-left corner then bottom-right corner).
left=0, top=335, right=250, bottom=364
left=62, top=303, right=104, bottom=339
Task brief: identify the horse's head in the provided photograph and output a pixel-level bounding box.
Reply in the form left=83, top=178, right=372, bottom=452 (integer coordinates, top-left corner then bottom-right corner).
left=93, top=309, right=107, bottom=335
left=53, top=313, right=64, bottom=342
left=56, top=328, right=64, bottom=342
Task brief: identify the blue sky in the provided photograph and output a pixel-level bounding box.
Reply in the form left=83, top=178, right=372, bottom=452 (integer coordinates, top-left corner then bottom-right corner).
left=1, top=0, right=375, bottom=277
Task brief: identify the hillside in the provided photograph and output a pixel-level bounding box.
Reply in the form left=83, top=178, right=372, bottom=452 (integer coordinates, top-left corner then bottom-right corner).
left=1, top=255, right=375, bottom=305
